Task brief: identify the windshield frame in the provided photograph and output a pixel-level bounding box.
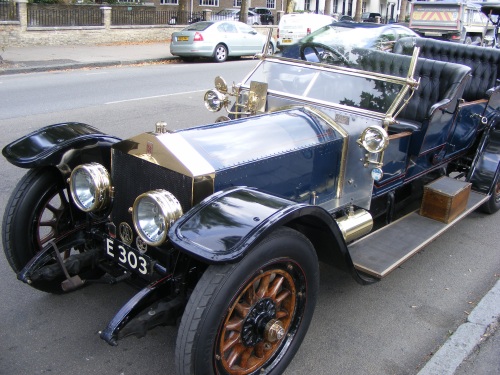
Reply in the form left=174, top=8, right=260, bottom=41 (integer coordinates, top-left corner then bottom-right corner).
left=248, top=49, right=420, bottom=122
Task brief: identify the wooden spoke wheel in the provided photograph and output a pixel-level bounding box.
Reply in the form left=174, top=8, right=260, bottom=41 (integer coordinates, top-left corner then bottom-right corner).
left=217, top=267, right=298, bottom=374
left=176, top=227, right=319, bottom=375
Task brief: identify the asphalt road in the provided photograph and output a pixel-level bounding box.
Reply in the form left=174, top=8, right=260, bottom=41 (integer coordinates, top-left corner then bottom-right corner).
left=0, top=61, right=499, bottom=375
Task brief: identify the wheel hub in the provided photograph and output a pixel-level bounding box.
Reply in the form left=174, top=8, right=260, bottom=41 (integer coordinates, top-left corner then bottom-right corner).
left=264, top=319, right=285, bottom=343
left=241, top=298, right=276, bottom=346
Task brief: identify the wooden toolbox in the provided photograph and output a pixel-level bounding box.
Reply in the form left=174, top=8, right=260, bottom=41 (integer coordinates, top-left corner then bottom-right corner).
left=420, top=176, right=472, bottom=223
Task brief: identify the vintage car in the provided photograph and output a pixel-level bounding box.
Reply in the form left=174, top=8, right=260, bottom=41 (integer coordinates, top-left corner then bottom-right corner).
left=2, top=30, right=500, bottom=375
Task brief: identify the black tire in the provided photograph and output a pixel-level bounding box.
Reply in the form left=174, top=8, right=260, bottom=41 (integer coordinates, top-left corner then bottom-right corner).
left=175, top=227, right=319, bottom=375
left=213, top=44, right=228, bottom=63
left=481, top=171, right=500, bottom=214
left=267, top=43, right=275, bottom=55
left=2, top=168, right=86, bottom=293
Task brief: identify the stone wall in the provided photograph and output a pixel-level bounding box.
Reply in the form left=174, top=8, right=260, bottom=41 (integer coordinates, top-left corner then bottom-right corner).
left=1, top=24, right=177, bottom=47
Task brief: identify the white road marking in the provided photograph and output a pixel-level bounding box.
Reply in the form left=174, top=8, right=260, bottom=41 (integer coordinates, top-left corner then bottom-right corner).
left=105, top=89, right=206, bottom=104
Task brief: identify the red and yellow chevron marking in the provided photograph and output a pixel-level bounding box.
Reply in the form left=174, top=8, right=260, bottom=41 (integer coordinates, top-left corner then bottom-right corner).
left=412, top=11, right=455, bottom=21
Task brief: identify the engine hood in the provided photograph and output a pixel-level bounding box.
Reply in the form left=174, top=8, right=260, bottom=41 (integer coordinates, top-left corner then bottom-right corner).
left=112, top=107, right=348, bottom=208
left=113, top=107, right=347, bottom=178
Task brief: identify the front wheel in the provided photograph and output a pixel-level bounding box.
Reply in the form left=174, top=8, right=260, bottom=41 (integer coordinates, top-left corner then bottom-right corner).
left=213, top=44, right=228, bottom=63
left=2, top=168, right=87, bottom=293
left=175, top=227, right=319, bottom=375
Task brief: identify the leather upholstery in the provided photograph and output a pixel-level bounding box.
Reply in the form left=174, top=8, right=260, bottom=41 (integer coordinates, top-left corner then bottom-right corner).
left=356, top=49, right=471, bottom=126
left=394, top=37, right=500, bottom=102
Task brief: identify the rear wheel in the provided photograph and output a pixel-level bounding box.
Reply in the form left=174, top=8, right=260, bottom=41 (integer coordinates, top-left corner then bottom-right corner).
left=175, top=227, right=319, bottom=375
left=213, top=44, right=228, bottom=63
left=481, top=170, right=500, bottom=214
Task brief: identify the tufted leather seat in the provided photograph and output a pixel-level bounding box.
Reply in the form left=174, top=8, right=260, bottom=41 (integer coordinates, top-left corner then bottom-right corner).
left=355, top=49, right=471, bottom=131
left=393, top=37, right=500, bottom=102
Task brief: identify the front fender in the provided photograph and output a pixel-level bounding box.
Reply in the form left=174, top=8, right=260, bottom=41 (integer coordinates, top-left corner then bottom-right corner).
left=168, top=187, right=340, bottom=262
left=2, top=122, right=121, bottom=176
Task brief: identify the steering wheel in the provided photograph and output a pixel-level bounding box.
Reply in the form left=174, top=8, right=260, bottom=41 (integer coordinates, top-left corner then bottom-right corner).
left=299, top=42, right=349, bottom=66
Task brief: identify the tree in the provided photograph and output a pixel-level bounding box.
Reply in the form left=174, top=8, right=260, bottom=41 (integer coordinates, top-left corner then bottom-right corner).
left=399, top=0, right=409, bottom=22
left=354, top=0, right=363, bottom=22
left=240, top=0, right=249, bottom=24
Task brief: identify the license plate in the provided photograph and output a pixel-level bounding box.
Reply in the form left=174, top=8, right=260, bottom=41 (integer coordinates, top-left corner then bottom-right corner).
left=177, top=36, right=189, bottom=41
left=282, top=38, right=293, bottom=44
left=105, top=237, right=150, bottom=276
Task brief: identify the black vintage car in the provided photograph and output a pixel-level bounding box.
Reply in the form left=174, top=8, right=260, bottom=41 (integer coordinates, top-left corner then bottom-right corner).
left=250, top=7, right=275, bottom=25
left=2, top=30, right=500, bottom=375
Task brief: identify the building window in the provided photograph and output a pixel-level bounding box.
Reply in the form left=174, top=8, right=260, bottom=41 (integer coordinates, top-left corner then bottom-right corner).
left=161, top=0, right=178, bottom=4
left=233, top=0, right=241, bottom=6
left=200, top=0, right=219, bottom=6
left=362, top=1, right=366, bottom=13
left=266, top=0, right=276, bottom=9
left=304, top=0, right=310, bottom=11
left=333, top=0, right=338, bottom=13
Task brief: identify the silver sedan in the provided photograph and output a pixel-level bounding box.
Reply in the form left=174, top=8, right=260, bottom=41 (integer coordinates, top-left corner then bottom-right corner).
left=170, top=21, right=275, bottom=63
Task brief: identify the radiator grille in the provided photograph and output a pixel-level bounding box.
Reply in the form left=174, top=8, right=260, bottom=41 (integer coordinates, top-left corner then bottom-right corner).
left=110, top=149, right=193, bottom=227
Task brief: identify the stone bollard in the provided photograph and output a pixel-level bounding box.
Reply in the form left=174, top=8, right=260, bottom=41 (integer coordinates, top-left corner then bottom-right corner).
left=101, top=6, right=112, bottom=30
left=204, top=9, right=212, bottom=21
left=16, top=0, right=28, bottom=32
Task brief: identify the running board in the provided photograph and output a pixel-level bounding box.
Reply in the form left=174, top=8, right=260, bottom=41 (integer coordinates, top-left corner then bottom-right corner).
left=349, top=191, right=489, bottom=278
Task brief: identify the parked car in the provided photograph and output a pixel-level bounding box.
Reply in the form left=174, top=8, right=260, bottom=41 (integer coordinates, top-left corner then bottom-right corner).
left=170, top=20, right=275, bottom=62
left=212, top=8, right=261, bottom=25
left=3, top=22, right=500, bottom=375
left=250, top=7, right=275, bottom=25
left=277, top=13, right=336, bottom=49
left=281, top=21, right=418, bottom=57
left=339, top=14, right=354, bottom=21
left=362, top=12, right=382, bottom=22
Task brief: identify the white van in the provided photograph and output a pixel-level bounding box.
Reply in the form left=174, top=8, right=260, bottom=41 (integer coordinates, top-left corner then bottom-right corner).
left=277, top=13, right=336, bottom=49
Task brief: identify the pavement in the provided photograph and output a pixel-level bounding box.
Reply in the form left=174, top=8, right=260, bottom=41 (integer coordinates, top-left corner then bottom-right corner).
left=0, top=42, right=177, bottom=74
left=0, top=43, right=499, bottom=374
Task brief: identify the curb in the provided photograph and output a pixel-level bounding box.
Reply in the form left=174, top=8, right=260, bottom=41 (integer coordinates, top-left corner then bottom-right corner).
left=0, top=57, right=178, bottom=75
left=417, top=280, right=500, bottom=375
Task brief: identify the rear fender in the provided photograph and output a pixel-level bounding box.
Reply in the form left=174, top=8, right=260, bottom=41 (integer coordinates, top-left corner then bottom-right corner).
left=2, top=122, right=121, bottom=177
left=168, top=187, right=376, bottom=284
